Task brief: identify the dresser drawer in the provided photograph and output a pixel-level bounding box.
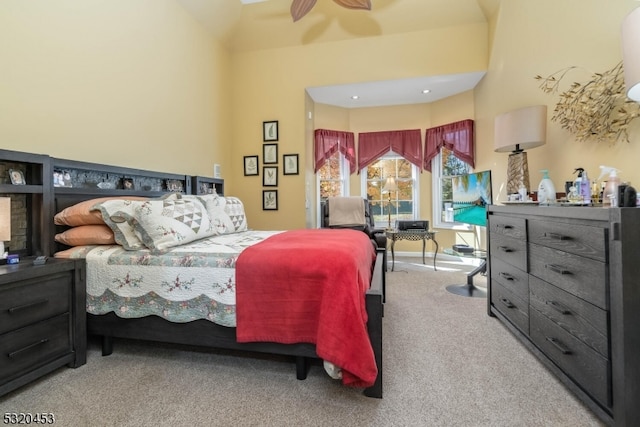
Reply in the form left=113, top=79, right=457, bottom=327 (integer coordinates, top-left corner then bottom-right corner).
left=489, top=215, right=526, bottom=240
left=0, top=272, right=72, bottom=335
left=492, top=281, right=529, bottom=334
left=489, top=233, right=526, bottom=271
left=528, top=219, right=606, bottom=262
left=529, top=276, right=608, bottom=358
left=490, top=257, right=528, bottom=301
left=529, top=244, right=607, bottom=310
left=530, top=309, right=610, bottom=409
left=0, top=313, right=72, bottom=381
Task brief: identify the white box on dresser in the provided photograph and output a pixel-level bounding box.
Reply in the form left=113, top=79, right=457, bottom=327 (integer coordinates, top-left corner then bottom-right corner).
left=487, top=205, right=640, bottom=427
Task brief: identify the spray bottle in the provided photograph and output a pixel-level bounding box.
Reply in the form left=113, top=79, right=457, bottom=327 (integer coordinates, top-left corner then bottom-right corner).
left=598, top=166, right=621, bottom=207
left=537, top=170, right=557, bottom=204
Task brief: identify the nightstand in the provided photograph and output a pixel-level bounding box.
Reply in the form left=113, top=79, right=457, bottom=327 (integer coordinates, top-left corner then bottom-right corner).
left=0, top=258, right=86, bottom=397
left=385, top=229, right=439, bottom=271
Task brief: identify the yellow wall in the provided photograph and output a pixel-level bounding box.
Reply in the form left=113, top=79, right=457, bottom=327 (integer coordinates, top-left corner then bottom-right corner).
left=0, top=0, right=231, bottom=177
left=230, top=23, right=488, bottom=230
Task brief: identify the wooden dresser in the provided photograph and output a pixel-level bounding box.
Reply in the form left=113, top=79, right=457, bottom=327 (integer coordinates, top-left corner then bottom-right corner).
left=487, top=205, right=640, bottom=427
left=0, top=258, right=86, bottom=397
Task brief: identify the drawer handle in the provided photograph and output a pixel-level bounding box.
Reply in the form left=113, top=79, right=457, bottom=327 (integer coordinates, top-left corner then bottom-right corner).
left=499, top=272, right=515, bottom=281
left=8, top=339, right=49, bottom=358
left=497, top=224, right=513, bottom=229
left=8, top=298, right=49, bottom=314
left=547, top=300, right=571, bottom=315
left=498, top=246, right=513, bottom=253
left=544, top=232, right=569, bottom=241
left=546, top=337, right=572, bottom=355
left=500, top=298, right=515, bottom=308
left=545, top=264, right=571, bottom=275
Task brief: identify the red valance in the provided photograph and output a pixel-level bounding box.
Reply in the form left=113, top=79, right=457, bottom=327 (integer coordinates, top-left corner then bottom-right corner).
left=314, top=129, right=356, bottom=174
left=357, top=129, right=422, bottom=172
left=424, top=119, right=475, bottom=172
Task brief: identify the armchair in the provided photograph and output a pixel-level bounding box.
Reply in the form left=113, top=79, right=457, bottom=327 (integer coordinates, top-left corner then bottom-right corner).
left=321, top=197, right=387, bottom=268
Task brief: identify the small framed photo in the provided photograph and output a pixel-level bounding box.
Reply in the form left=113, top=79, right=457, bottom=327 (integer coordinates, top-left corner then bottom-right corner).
left=263, top=166, right=278, bottom=187
left=122, top=177, right=135, bottom=190
left=165, top=179, right=184, bottom=193
left=263, top=144, right=278, bottom=164
left=9, top=169, right=25, bottom=185
left=283, top=154, right=299, bottom=175
left=244, top=155, right=259, bottom=176
left=263, top=120, right=278, bottom=142
left=263, top=190, right=278, bottom=210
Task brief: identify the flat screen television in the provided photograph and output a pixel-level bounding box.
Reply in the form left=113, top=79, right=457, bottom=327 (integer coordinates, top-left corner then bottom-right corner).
left=452, top=170, right=492, bottom=227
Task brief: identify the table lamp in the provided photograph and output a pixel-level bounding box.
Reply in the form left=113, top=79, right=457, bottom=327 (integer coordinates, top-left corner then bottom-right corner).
left=623, top=7, right=640, bottom=102
left=383, top=177, right=398, bottom=229
left=494, top=105, right=547, bottom=195
left=0, top=197, right=11, bottom=258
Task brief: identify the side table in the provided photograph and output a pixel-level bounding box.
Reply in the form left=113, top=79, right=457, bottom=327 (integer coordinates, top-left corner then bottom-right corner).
left=386, top=229, right=439, bottom=271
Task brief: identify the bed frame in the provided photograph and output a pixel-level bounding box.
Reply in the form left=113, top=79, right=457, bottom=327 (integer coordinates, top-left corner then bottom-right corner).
left=51, top=163, right=384, bottom=398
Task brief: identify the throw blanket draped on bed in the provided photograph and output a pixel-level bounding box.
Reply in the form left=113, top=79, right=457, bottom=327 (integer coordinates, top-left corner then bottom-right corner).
left=236, top=229, right=377, bottom=388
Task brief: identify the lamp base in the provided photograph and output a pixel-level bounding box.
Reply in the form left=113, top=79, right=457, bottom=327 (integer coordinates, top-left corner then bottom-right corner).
left=507, top=151, right=530, bottom=195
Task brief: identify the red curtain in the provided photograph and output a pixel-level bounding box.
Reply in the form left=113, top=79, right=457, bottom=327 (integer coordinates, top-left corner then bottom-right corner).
left=314, top=129, right=356, bottom=174
left=423, top=119, right=475, bottom=172
left=357, top=129, right=422, bottom=172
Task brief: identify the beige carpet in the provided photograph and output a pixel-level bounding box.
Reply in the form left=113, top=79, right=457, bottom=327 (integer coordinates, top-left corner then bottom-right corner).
left=0, top=255, right=604, bottom=427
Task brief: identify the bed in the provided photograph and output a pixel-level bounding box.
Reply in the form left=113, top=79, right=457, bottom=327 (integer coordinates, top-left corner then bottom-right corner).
left=52, top=188, right=384, bottom=398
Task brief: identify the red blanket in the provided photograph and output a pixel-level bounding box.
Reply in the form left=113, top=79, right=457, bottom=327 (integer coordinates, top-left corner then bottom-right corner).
left=235, top=229, right=377, bottom=388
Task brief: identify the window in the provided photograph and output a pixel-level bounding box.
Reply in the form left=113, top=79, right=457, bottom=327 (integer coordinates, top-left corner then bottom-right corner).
left=317, top=150, right=349, bottom=201
left=363, top=153, right=418, bottom=228
left=431, top=147, right=472, bottom=229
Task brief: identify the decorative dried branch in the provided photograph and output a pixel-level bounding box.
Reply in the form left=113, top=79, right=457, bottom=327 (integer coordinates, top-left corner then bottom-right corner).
left=535, top=62, right=640, bottom=144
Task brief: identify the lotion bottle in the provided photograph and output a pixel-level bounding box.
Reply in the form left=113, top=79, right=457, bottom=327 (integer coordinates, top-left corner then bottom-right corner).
left=537, top=170, right=556, bottom=204
left=599, top=166, right=621, bottom=207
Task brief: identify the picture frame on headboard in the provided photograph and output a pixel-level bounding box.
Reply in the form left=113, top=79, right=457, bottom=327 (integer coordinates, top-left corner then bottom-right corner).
left=263, top=120, right=278, bottom=142
left=9, top=169, right=25, bottom=185
left=263, top=190, right=278, bottom=210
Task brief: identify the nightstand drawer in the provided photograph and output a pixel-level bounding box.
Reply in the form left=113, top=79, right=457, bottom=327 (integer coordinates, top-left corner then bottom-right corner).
left=0, top=272, right=72, bottom=335
left=0, top=313, right=71, bottom=381
left=530, top=309, right=610, bottom=409
left=529, top=244, right=607, bottom=310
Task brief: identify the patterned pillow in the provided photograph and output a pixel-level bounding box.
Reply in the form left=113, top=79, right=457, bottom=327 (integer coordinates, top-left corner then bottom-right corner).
left=94, top=199, right=148, bottom=250
left=93, top=194, right=179, bottom=250
left=126, top=198, right=215, bottom=251
left=204, top=196, right=248, bottom=235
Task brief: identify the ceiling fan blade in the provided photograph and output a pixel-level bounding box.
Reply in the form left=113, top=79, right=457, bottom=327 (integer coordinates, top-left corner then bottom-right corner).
left=333, top=0, right=372, bottom=10
left=291, top=0, right=318, bottom=22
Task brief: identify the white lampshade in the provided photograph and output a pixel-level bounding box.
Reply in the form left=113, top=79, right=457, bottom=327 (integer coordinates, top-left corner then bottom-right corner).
left=0, top=197, right=11, bottom=256
left=622, top=7, right=640, bottom=102
left=494, top=105, right=547, bottom=153
left=383, top=177, right=398, bottom=192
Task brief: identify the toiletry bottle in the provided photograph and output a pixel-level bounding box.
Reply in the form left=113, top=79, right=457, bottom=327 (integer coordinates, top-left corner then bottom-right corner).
left=574, top=168, right=586, bottom=203
left=580, top=168, right=591, bottom=204
left=537, top=170, right=556, bottom=204
left=599, top=166, right=621, bottom=207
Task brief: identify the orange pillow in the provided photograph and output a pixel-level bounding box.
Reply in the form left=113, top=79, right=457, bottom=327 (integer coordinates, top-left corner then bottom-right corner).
left=55, top=225, right=116, bottom=246
left=54, top=196, right=148, bottom=226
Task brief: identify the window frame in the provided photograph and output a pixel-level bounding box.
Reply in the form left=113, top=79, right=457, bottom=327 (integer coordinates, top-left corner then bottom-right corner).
left=316, top=151, right=350, bottom=225
left=431, top=149, right=473, bottom=231
left=361, top=152, right=420, bottom=229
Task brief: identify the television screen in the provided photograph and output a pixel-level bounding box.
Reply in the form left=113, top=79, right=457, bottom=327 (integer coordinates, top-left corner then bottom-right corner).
left=452, top=170, right=492, bottom=227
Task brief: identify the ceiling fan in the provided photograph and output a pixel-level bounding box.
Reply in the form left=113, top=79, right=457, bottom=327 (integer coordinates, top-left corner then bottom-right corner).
left=290, top=0, right=372, bottom=22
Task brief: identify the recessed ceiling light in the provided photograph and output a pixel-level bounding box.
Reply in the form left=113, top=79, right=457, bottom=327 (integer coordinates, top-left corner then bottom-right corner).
left=351, top=95, right=359, bottom=100
left=422, top=89, right=431, bottom=94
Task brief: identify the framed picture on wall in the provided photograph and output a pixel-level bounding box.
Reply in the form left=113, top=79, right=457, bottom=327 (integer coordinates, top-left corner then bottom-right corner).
left=283, top=154, right=299, bottom=175
left=263, top=166, right=278, bottom=186
left=263, top=144, right=278, bottom=164
left=263, top=190, right=278, bottom=210
left=263, top=120, right=278, bottom=142
left=244, top=155, right=259, bottom=176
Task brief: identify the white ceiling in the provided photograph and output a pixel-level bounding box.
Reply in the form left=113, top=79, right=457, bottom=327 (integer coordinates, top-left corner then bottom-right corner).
left=175, top=0, right=497, bottom=108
